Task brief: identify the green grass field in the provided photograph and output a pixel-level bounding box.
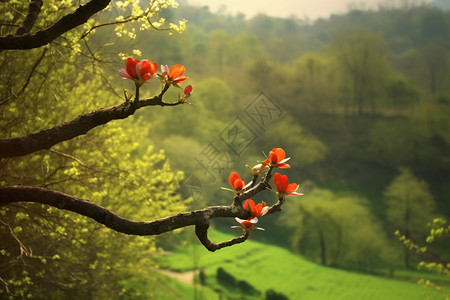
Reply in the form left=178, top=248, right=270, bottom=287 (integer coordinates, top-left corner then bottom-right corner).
left=157, top=229, right=448, bottom=300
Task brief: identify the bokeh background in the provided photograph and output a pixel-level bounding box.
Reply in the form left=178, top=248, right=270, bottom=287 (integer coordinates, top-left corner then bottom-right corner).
left=1, top=0, right=449, bottom=299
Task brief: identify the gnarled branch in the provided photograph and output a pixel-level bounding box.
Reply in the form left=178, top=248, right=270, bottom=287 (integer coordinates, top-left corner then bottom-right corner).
left=0, top=0, right=111, bottom=50
left=0, top=89, right=181, bottom=158
left=0, top=168, right=285, bottom=251
left=0, top=185, right=242, bottom=235
left=195, top=223, right=251, bottom=252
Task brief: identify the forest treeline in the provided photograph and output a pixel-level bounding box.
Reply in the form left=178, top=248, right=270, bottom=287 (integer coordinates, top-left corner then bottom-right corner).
left=138, top=1, right=450, bottom=269
left=1, top=1, right=449, bottom=298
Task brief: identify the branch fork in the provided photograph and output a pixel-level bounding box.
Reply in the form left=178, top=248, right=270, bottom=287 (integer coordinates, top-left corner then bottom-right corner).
left=0, top=164, right=286, bottom=251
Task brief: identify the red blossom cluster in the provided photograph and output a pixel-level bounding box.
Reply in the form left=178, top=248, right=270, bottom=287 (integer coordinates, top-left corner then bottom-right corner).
left=119, top=57, right=193, bottom=101
left=226, top=148, right=302, bottom=232
left=232, top=199, right=269, bottom=231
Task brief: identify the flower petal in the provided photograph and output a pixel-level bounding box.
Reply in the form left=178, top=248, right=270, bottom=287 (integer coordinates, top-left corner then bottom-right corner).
left=161, top=64, right=169, bottom=74
left=277, top=163, right=291, bottom=169
left=260, top=206, right=270, bottom=217
left=170, top=64, right=185, bottom=79
left=136, top=60, right=150, bottom=81
left=236, top=217, right=258, bottom=228
left=119, top=69, right=133, bottom=79
left=248, top=217, right=258, bottom=224
left=273, top=173, right=287, bottom=193
left=228, top=172, right=241, bottom=188
left=235, top=217, right=245, bottom=224
left=272, top=148, right=286, bottom=163
left=254, top=203, right=264, bottom=217
left=126, top=57, right=139, bottom=79
left=280, top=157, right=291, bottom=164
left=288, top=191, right=303, bottom=196
left=287, top=183, right=299, bottom=193
left=244, top=199, right=256, bottom=216
left=149, top=61, right=158, bottom=75
left=253, top=163, right=263, bottom=170
left=269, top=151, right=278, bottom=164
left=273, top=173, right=282, bottom=191
left=174, top=76, right=189, bottom=84
left=243, top=181, right=253, bottom=190
left=236, top=180, right=245, bottom=190
left=260, top=159, right=270, bottom=169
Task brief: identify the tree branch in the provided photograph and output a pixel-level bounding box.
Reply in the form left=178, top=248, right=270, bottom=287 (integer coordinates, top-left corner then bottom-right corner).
left=0, top=0, right=111, bottom=50
left=0, top=93, right=182, bottom=158
left=79, top=5, right=154, bottom=40
left=0, top=185, right=238, bottom=234
left=0, top=183, right=283, bottom=251
left=17, top=48, right=48, bottom=96
left=195, top=223, right=250, bottom=252
left=15, top=0, right=44, bottom=35
left=233, top=166, right=274, bottom=206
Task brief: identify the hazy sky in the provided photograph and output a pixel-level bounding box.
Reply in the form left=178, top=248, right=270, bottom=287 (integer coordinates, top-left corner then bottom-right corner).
left=186, top=0, right=432, bottom=20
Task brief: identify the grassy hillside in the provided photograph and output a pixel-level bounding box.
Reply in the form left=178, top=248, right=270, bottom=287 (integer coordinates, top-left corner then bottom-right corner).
left=157, top=229, right=447, bottom=300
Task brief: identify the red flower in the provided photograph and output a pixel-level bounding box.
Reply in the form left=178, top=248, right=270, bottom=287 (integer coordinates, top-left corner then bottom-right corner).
left=261, top=148, right=290, bottom=169
left=232, top=218, right=258, bottom=230
left=161, top=64, right=189, bottom=86
left=273, top=173, right=301, bottom=197
left=231, top=199, right=268, bottom=232
left=233, top=217, right=262, bottom=230
left=179, top=84, right=193, bottom=103
left=243, top=199, right=269, bottom=219
left=228, top=172, right=245, bottom=192
left=184, top=84, right=193, bottom=95
left=119, top=57, right=158, bottom=86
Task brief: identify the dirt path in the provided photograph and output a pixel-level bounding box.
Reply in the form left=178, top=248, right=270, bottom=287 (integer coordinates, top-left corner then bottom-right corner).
left=158, top=269, right=196, bottom=285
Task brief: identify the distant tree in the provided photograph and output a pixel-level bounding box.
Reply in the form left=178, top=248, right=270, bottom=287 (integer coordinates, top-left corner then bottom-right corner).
left=230, top=32, right=267, bottom=65
left=378, top=0, right=425, bottom=10
left=384, top=168, right=436, bottom=267
left=420, top=44, right=449, bottom=97
left=248, top=14, right=275, bottom=40
left=248, top=58, right=277, bottom=89
left=385, top=80, right=419, bottom=108
left=291, top=53, right=337, bottom=113
left=332, top=30, right=391, bottom=115
left=283, top=189, right=395, bottom=269
left=369, top=118, right=435, bottom=168
left=206, top=29, right=232, bottom=67
left=420, top=9, right=450, bottom=46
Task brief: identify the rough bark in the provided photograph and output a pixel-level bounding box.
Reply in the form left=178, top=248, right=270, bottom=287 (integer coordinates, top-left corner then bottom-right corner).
left=0, top=0, right=111, bottom=50
left=0, top=169, right=284, bottom=251
left=0, top=90, right=177, bottom=158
